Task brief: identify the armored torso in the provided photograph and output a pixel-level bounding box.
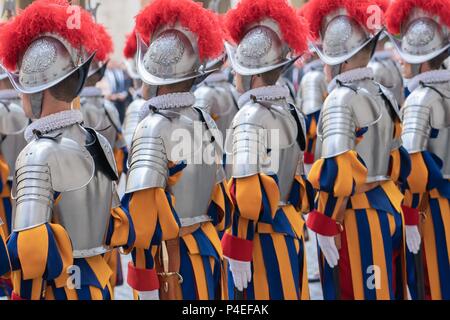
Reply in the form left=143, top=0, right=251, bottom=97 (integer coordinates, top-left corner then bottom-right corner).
left=0, top=89, right=28, bottom=179
left=126, top=92, right=223, bottom=227
left=402, top=70, right=450, bottom=178
left=12, top=110, right=120, bottom=258
left=227, top=85, right=306, bottom=205
left=318, top=68, right=400, bottom=182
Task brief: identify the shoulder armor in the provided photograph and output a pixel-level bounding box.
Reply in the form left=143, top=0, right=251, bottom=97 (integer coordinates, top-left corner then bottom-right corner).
left=298, top=70, right=327, bottom=115
left=369, top=59, right=404, bottom=105
left=401, top=85, right=450, bottom=153
left=123, top=99, right=146, bottom=149
left=226, top=101, right=298, bottom=178
left=193, top=106, right=223, bottom=160
left=86, top=128, right=119, bottom=180
left=126, top=113, right=170, bottom=193
left=0, top=101, right=28, bottom=135
left=318, top=84, right=382, bottom=158
left=13, top=136, right=95, bottom=231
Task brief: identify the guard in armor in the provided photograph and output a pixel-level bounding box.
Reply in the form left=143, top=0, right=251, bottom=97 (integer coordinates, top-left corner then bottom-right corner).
left=368, top=0, right=405, bottom=107
left=124, top=0, right=232, bottom=300
left=0, top=0, right=134, bottom=300
left=386, top=0, right=450, bottom=300
left=222, top=0, right=313, bottom=300
left=79, top=20, right=128, bottom=177
left=123, top=28, right=146, bottom=150
left=304, top=0, right=410, bottom=300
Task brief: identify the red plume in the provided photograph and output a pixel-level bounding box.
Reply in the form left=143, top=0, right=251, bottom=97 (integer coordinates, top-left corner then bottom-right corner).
left=386, top=0, right=450, bottom=35
left=94, top=23, right=113, bottom=63
left=135, top=0, right=223, bottom=61
left=304, top=0, right=384, bottom=40
left=225, top=0, right=308, bottom=54
left=123, top=28, right=137, bottom=59
left=375, top=0, right=390, bottom=13
left=0, top=0, right=103, bottom=71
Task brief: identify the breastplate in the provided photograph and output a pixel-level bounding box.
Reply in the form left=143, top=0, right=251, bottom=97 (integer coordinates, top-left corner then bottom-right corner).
left=166, top=108, right=218, bottom=227
left=355, top=90, right=396, bottom=182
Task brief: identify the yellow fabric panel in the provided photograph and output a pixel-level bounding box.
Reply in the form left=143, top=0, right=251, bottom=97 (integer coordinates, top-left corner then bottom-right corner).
left=201, top=222, right=223, bottom=257
left=182, top=233, right=199, bottom=255
left=237, top=216, right=250, bottom=239
left=185, top=238, right=208, bottom=300
left=334, top=151, right=368, bottom=197
left=129, top=189, right=157, bottom=248
left=108, top=207, right=132, bottom=249
left=366, top=210, right=390, bottom=300
left=389, top=149, right=401, bottom=183
left=30, top=278, right=43, bottom=300
left=50, top=223, right=74, bottom=288
left=0, top=155, right=10, bottom=197
left=89, top=286, right=104, bottom=300
left=422, top=205, right=442, bottom=300
left=17, top=225, right=48, bottom=280
left=154, top=189, right=179, bottom=241
left=308, top=158, right=324, bottom=190
left=113, top=147, right=124, bottom=176
left=350, top=192, right=370, bottom=210
left=344, top=211, right=364, bottom=299
left=436, top=197, right=450, bottom=266
left=407, top=153, right=428, bottom=194
left=282, top=205, right=304, bottom=239
left=295, top=175, right=311, bottom=213
left=252, top=234, right=270, bottom=299
left=85, top=255, right=113, bottom=290
left=270, top=233, right=298, bottom=300
left=235, top=175, right=262, bottom=221
left=0, top=203, right=8, bottom=237
left=260, top=175, right=280, bottom=217
left=381, top=181, right=403, bottom=213
left=134, top=248, right=146, bottom=269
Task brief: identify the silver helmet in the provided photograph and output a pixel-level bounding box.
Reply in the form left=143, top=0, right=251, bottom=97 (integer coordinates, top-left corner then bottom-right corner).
left=225, top=19, right=297, bottom=76
left=136, top=22, right=215, bottom=86
left=387, top=8, right=450, bottom=64
left=312, top=9, right=383, bottom=66
left=5, top=33, right=94, bottom=95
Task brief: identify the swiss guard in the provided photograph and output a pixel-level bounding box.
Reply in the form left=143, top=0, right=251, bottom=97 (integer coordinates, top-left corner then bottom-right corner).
left=304, top=0, right=410, bottom=300
left=386, top=0, right=450, bottom=300
left=0, top=0, right=134, bottom=300
left=221, top=0, right=313, bottom=300
left=124, top=0, right=232, bottom=300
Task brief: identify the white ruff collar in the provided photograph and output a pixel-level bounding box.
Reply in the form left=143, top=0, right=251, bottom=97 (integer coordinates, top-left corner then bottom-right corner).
left=407, top=70, right=450, bottom=92
left=25, top=110, right=83, bottom=142
left=328, top=67, right=374, bottom=93
left=238, top=85, right=290, bottom=108
left=139, top=92, right=195, bottom=120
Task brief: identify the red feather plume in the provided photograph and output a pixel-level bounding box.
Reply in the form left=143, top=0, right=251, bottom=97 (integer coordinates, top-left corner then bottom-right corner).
left=94, top=23, right=113, bottom=63
left=225, top=0, right=308, bottom=54
left=386, top=0, right=450, bottom=35
left=375, top=0, right=390, bottom=13
left=135, top=0, right=223, bottom=61
left=303, top=0, right=384, bottom=40
left=0, top=0, right=104, bottom=71
left=123, top=28, right=137, bottom=59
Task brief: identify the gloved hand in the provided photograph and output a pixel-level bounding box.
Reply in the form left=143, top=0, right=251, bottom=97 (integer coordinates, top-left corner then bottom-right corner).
left=138, top=289, right=160, bottom=300
left=228, top=258, right=252, bottom=292
left=317, top=234, right=339, bottom=268
left=406, top=225, right=421, bottom=254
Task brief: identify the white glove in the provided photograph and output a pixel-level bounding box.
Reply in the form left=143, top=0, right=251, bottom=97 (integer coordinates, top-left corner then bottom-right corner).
left=228, top=258, right=252, bottom=292
left=138, top=289, right=159, bottom=300
left=406, top=225, right=421, bottom=254
left=317, top=234, right=339, bottom=268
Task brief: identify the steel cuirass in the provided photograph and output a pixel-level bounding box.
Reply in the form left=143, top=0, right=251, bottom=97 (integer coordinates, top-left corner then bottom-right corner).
left=126, top=104, right=223, bottom=227
left=12, top=124, right=120, bottom=258
left=123, top=98, right=146, bottom=150
left=318, top=78, right=400, bottom=182
left=298, top=69, right=328, bottom=116
left=402, top=81, right=450, bottom=178
left=226, top=97, right=306, bottom=205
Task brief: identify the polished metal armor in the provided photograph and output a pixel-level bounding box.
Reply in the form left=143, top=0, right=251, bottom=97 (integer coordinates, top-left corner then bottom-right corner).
left=227, top=97, right=305, bottom=204
left=123, top=98, right=146, bottom=149
left=0, top=90, right=28, bottom=178
left=402, top=82, right=450, bottom=178
left=369, top=52, right=404, bottom=106
left=80, top=87, right=125, bottom=149
left=12, top=124, right=120, bottom=258
left=126, top=104, right=223, bottom=227
left=318, top=79, right=400, bottom=182
left=298, top=69, right=327, bottom=115
left=194, top=75, right=239, bottom=140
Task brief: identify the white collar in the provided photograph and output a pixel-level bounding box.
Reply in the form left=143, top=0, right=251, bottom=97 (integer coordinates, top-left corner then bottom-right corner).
left=80, top=86, right=103, bottom=97
left=328, top=67, right=374, bottom=93
left=407, top=70, right=450, bottom=92
left=139, top=92, right=195, bottom=120
left=203, top=71, right=228, bottom=85
left=303, top=59, right=323, bottom=74
left=24, top=109, right=83, bottom=142
left=238, top=85, right=290, bottom=108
